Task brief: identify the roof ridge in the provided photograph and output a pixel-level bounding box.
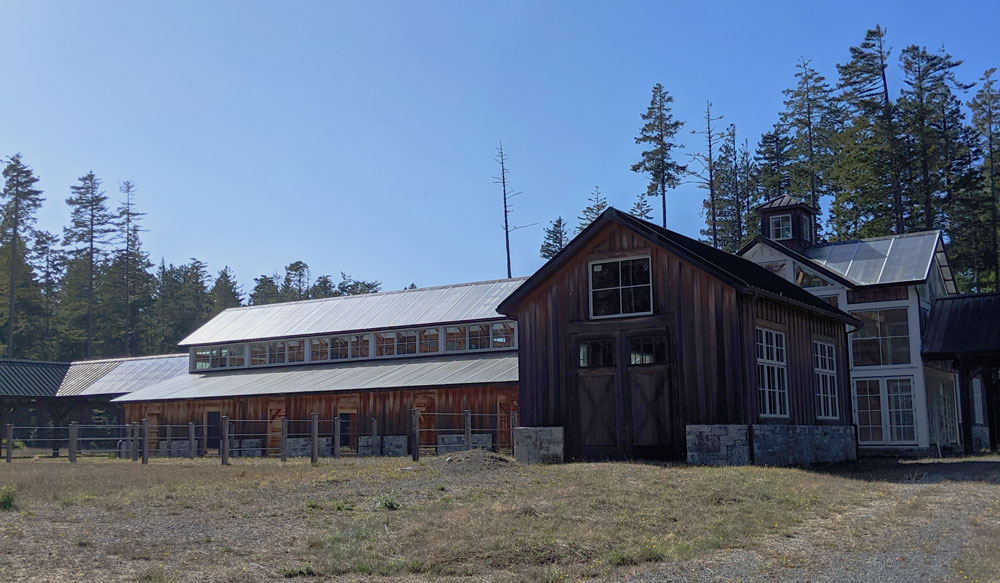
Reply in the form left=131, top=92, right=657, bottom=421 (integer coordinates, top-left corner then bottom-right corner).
left=0, top=358, right=69, bottom=366
left=69, top=353, right=187, bottom=365
left=817, top=230, right=941, bottom=246
left=218, top=277, right=530, bottom=314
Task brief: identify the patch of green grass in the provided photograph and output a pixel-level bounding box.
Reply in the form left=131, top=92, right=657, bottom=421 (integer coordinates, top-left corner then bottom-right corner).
left=0, top=484, right=17, bottom=511
left=373, top=493, right=399, bottom=511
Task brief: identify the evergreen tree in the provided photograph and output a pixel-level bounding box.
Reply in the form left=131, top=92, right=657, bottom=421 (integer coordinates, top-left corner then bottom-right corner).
left=281, top=261, right=311, bottom=300
left=250, top=274, right=282, bottom=305
left=970, top=68, right=1000, bottom=288
left=210, top=267, right=243, bottom=315
left=539, top=217, right=569, bottom=259
left=755, top=124, right=792, bottom=201
left=781, top=58, right=838, bottom=238
left=629, top=194, right=654, bottom=221
left=712, top=130, right=762, bottom=251
left=111, top=181, right=152, bottom=355
left=1, top=153, right=44, bottom=357
left=577, top=186, right=608, bottom=234
left=632, top=83, right=686, bottom=227
left=63, top=171, right=115, bottom=358
left=334, top=272, right=380, bottom=296
left=29, top=230, right=64, bottom=360
left=308, top=275, right=337, bottom=298
left=837, top=25, right=907, bottom=234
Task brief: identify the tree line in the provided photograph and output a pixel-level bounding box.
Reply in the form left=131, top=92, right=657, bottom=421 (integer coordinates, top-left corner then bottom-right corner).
left=540, top=26, right=1000, bottom=294
left=0, top=162, right=381, bottom=362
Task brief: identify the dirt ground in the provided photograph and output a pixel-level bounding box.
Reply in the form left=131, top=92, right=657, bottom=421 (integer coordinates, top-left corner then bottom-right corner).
left=0, top=453, right=996, bottom=583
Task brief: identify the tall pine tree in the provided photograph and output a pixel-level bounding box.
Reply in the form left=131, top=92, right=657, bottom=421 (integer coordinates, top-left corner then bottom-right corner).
left=1, top=154, right=44, bottom=357
left=632, top=83, right=686, bottom=227
left=539, top=217, right=569, bottom=259
left=577, top=186, right=608, bottom=234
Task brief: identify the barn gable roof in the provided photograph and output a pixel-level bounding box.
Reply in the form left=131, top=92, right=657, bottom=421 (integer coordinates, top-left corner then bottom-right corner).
left=0, top=360, right=69, bottom=398
left=922, top=293, right=1000, bottom=361
left=56, top=354, right=189, bottom=397
left=498, top=208, right=857, bottom=324
left=179, top=278, right=526, bottom=347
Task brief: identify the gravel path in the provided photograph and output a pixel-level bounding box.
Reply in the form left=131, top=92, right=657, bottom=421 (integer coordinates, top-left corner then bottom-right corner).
left=614, top=459, right=1000, bottom=583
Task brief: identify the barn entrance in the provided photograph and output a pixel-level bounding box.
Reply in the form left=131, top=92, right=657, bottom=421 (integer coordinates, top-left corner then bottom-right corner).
left=572, top=330, right=675, bottom=459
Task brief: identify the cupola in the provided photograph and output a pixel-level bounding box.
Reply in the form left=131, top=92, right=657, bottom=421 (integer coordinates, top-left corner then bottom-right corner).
left=756, top=195, right=818, bottom=253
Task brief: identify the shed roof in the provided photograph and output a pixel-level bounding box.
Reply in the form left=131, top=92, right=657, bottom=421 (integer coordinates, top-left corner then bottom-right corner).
left=922, top=293, right=1000, bottom=361
left=112, top=352, right=518, bottom=403
left=178, top=278, right=526, bottom=347
left=800, top=231, right=955, bottom=290
left=57, top=354, right=189, bottom=397
left=498, top=208, right=858, bottom=325
left=0, top=360, right=69, bottom=398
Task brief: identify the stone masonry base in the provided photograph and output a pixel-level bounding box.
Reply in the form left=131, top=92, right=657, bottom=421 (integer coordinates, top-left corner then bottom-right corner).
left=687, top=424, right=857, bottom=466
left=513, top=427, right=564, bottom=464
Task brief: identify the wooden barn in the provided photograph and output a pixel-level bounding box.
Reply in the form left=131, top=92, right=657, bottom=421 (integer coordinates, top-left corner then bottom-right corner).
left=499, top=208, right=861, bottom=463
left=113, top=279, right=522, bottom=453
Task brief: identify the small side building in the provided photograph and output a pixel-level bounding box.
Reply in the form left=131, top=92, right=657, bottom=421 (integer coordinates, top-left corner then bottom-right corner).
left=498, top=208, right=860, bottom=465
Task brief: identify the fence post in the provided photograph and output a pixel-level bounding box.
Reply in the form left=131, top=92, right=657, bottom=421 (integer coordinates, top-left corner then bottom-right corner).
left=5, top=423, right=12, bottom=463
left=69, top=422, right=78, bottom=463
left=410, top=408, right=419, bottom=462
left=510, top=411, right=518, bottom=453
left=310, top=413, right=319, bottom=464
left=464, top=410, right=472, bottom=451
left=371, top=417, right=379, bottom=456
left=333, top=416, right=341, bottom=458
left=188, top=422, right=196, bottom=459
left=280, top=417, right=288, bottom=462
left=221, top=416, right=230, bottom=465
left=141, top=418, right=149, bottom=465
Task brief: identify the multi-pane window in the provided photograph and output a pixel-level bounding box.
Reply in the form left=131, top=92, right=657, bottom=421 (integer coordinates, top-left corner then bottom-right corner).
left=491, top=322, right=515, bottom=349
left=268, top=342, right=287, bottom=365
left=287, top=340, right=305, bottom=363
left=802, top=215, right=812, bottom=242
left=813, top=341, right=838, bottom=419
left=468, top=324, right=491, bottom=350
left=396, top=330, right=417, bottom=355
left=331, top=337, right=349, bottom=360
left=795, top=266, right=832, bottom=288
left=579, top=339, right=614, bottom=368
left=194, top=349, right=211, bottom=370
left=855, top=379, right=883, bottom=443
left=375, top=332, right=395, bottom=357
left=419, top=328, right=440, bottom=353
left=887, top=378, right=915, bottom=442
left=311, top=338, right=330, bottom=362
left=250, top=343, right=267, bottom=366
left=629, top=337, right=667, bottom=365
left=756, top=327, right=788, bottom=417
left=226, top=345, right=245, bottom=367
left=445, top=326, right=468, bottom=351
left=973, top=379, right=985, bottom=425
left=349, top=334, right=370, bottom=359
left=590, top=257, right=652, bottom=318
left=770, top=214, right=792, bottom=240
left=851, top=308, right=910, bottom=366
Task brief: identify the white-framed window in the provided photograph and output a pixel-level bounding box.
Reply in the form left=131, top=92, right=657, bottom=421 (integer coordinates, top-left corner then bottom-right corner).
left=194, top=348, right=211, bottom=370
left=491, top=322, right=515, bottom=349
left=419, top=328, right=440, bottom=353
left=349, top=334, right=370, bottom=359
left=469, top=324, right=491, bottom=350
left=769, top=214, right=792, bottom=240
left=802, top=215, right=813, bottom=243
left=311, top=337, right=330, bottom=362
left=973, top=378, right=985, bottom=425
left=813, top=340, right=838, bottom=419
left=267, top=341, right=287, bottom=365
left=331, top=337, right=349, bottom=360
left=287, top=339, right=305, bottom=363
left=855, top=376, right=916, bottom=445
left=756, top=327, right=789, bottom=417
left=850, top=308, right=910, bottom=367
left=250, top=343, right=267, bottom=366
left=445, top=326, right=468, bottom=351
left=589, top=256, right=652, bottom=319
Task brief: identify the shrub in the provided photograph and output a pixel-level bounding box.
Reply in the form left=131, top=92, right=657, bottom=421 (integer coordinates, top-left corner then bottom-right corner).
left=374, top=493, right=400, bottom=511
left=0, top=484, right=16, bottom=511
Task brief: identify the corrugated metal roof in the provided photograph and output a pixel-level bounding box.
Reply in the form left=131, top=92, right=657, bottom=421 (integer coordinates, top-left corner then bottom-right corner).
left=0, top=360, right=69, bottom=398
left=57, top=354, right=189, bottom=397
left=178, top=278, right=527, bottom=347
left=922, top=293, right=1000, bottom=360
left=112, top=352, right=518, bottom=403
left=802, top=231, right=941, bottom=286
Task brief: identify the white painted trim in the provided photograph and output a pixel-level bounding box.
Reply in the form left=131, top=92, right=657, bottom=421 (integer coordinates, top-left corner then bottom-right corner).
left=587, top=255, right=654, bottom=320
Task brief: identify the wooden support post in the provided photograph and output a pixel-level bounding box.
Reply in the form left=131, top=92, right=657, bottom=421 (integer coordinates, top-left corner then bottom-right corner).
left=280, top=417, right=288, bottom=462
left=221, top=416, right=230, bottom=465
left=464, top=410, right=472, bottom=451
left=510, top=411, right=519, bottom=453
left=69, top=422, right=78, bottom=463
left=4, top=423, right=12, bottom=463
left=333, top=416, right=341, bottom=458
left=141, top=418, right=149, bottom=465
left=188, top=422, right=196, bottom=459
left=131, top=423, right=139, bottom=462
left=310, top=413, right=319, bottom=464
left=165, top=423, right=172, bottom=457
left=371, top=417, right=379, bottom=456
left=410, top=408, right=419, bottom=462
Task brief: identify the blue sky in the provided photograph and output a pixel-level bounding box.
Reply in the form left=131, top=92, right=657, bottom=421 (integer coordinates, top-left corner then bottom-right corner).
left=0, top=1, right=997, bottom=293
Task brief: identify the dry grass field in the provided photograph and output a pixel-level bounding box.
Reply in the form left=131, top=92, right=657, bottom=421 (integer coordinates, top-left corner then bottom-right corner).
left=0, top=452, right=996, bottom=582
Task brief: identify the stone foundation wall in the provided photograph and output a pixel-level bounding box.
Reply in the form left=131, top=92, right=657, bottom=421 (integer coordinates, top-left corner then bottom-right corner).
left=972, top=426, right=991, bottom=452
left=686, top=424, right=857, bottom=466
left=513, top=427, right=563, bottom=464
left=436, top=433, right=492, bottom=453
left=358, top=435, right=408, bottom=457
left=752, top=425, right=856, bottom=466
left=685, top=425, right=750, bottom=466
left=158, top=439, right=195, bottom=458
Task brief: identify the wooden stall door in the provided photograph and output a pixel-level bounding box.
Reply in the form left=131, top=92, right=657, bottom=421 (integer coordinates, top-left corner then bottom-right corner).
left=267, top=400, right=285, bottom=453
left=414, top=392, right=437, bottom=446
left=334, top=397, right=359, bottom=451
left=575, top=369, right=620, bottom=458
left=627, top=365, right=673, bottom=458
left=497, top=393, right=518, bottom=452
